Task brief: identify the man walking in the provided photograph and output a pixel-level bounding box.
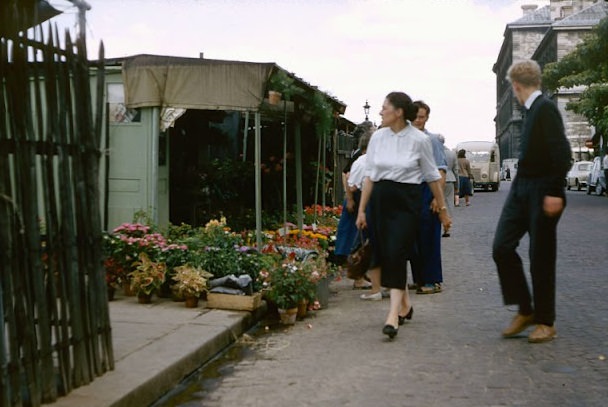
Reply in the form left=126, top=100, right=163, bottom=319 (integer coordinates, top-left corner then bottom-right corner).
left=411, top=101, right=447, bottom=294
left=493, top=60, right=571, bottom=343
left=438, top=134, right=457, bottom=237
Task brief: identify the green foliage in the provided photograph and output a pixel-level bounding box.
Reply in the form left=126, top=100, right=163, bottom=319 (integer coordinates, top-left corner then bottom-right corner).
left=310, top=92, right=334, bottom=136
left=129, top=252, right=166, bottom=296
left=262, top=257, right=318, bottom=309
left=171, top=265, right=213, bottom=298
left=199, top=158, right=255, bottom=203
left=543, top=16, right=608, bottom=134
left=267, top=69, right=303, bottom=101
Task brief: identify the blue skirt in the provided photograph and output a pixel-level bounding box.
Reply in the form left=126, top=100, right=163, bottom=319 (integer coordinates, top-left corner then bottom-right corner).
left=334, top=198, right=358, bottom=257
left=459, top=176, right=472, bottom=197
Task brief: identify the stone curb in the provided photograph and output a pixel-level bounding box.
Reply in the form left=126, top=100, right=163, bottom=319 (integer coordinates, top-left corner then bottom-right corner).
left=50, top=302, right=267, bottom=407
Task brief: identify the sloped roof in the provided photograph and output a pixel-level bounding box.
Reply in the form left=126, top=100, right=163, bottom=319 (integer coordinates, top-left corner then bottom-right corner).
left=0, top=0, right=62, bottom=36
left=508, top=5, right=552, bottom=26
left=553, top=1, right=608, bottom=27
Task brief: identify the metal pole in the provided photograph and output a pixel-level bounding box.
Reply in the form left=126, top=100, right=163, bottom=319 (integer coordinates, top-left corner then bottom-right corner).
left=295, top=122, right=303, bottom=231
left=321, top=130, right=326, bottom=210
left=282, top=101, right=287, bottom=232
left=70, top=0, right=91, bottom=41
left=254, top=112, right=262, bottom=250
left=242, top=112, right=249, bottom=162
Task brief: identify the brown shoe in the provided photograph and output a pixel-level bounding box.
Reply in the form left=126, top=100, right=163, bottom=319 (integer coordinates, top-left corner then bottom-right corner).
left=528, top=324, right=557, bottom=343
left=502, top=313, right=535, bottom=337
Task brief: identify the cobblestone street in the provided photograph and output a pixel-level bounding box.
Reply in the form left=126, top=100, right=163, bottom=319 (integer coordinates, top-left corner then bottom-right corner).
left=159, top=182, right=608, bottom=407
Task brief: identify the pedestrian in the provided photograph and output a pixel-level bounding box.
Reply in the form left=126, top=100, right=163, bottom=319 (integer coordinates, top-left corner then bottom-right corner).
left=506, top=167, right=511, bottom=180
left=457, top=149, right=474, bottom=206
left=345, top=130, right=384, bottom=301
left=335, top=123, right=373, bottom=289
left=356, top=91, right=451, bottom=339
left=411, top=101, right=447, bottom=294
left=493, top=59, right=571, bottom=343
left=438, top=134, right=458, bottom=237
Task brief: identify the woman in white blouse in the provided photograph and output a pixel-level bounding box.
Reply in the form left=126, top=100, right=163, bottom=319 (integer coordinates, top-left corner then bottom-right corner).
left=356, top=92, right=451, bottom=339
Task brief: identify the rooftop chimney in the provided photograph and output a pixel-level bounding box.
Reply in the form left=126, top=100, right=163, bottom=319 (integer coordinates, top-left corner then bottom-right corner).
left=522, top=4, right=539, bottom=15
left=199, top=52, right=204, bottom=59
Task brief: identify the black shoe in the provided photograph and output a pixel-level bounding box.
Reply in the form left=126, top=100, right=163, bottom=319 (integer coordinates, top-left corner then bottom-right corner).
left=442, top=233, right=450, bottom=238
left=382, top=324, right=398, bottom=339
left=398, top=306, right=414, bottom=325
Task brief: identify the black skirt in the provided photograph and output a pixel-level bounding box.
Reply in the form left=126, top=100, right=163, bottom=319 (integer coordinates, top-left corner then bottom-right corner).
left=370, top=180, right=422, bottom=289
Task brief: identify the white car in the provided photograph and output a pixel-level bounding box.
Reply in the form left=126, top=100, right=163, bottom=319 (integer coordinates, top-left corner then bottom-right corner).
left=587, top=156, right=606, bottom=196
left=566, top=160, right=593, bottom=191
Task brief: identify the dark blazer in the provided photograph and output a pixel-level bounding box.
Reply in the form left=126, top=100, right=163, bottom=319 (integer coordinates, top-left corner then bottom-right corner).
left=517, top=95, right=571, bottom=198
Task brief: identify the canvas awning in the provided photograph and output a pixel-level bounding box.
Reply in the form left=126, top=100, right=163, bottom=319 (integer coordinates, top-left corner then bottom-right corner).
left=122, top=55, right=275, bottom=111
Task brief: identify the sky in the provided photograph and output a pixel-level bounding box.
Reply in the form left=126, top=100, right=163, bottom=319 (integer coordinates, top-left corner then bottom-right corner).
left=48, top=0, right=550, bottom=148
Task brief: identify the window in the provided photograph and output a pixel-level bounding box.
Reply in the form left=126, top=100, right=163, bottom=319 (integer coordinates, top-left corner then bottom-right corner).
left=108, top=83, right=141, bottom=123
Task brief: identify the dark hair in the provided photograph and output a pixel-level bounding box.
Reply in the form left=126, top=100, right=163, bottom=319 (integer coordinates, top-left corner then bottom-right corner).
left=413, top=100, right=430, bottom=116
left=357, top=125, right=375, bottom=151
left=385, top=92, right=417, bottom=122
left=457, top=149, right=466, bottom=158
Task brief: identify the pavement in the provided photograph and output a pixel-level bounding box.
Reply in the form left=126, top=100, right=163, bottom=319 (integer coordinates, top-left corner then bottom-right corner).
left=50, top=182, right=608, bottom=407
left=49, top=294, right=267, bottom=407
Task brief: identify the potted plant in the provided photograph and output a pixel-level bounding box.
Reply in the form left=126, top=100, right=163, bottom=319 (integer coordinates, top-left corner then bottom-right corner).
left=171, top=265, right=213, bottom=308
left=267, top=69, right=302, bottom=105
left=262, top=255, right=317, bottom=324
left=129, top=252, right=167, bottom=303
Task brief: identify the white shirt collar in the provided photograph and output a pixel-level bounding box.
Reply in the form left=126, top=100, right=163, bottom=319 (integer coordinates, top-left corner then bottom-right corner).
left=524, top=90, right=542, bottom=110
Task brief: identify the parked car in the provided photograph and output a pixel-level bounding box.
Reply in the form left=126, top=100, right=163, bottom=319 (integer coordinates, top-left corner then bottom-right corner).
left=566, top=160, right=593, bottom=191
left=586, top=156, right=606, bottom=196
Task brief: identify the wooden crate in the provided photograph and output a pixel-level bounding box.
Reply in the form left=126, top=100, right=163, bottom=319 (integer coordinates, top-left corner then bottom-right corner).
left=205, top=291, right=263, bottom=311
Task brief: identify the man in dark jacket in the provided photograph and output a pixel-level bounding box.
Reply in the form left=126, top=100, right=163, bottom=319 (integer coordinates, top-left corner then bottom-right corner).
left=493, top=59, right=571, bottom=343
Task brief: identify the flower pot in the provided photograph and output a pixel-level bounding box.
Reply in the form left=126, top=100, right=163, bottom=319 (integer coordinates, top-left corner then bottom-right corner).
left=107, top=287, right=116, bottom=301
left=184, top=296, right=199, bottom=308
left=268, top=90, right=282, bottom=105
left=278, top=307, right=297, bottom=325
left=297, top=299, right=309, bottom=319
left=124, top=281, right=135, bottom=297
left=137, top=292, right=152, bottom=304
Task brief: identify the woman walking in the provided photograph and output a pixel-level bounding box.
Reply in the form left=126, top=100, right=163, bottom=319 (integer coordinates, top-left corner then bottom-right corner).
left=334, top=124, right=375, bottom=289
left=457, top=149, right=474, bottom=207
left=346, top=130, right=383, bottom=301
left=356, top=91, right=451, bottom=339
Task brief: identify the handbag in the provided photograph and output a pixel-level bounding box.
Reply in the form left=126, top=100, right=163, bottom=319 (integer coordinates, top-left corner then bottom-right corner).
left=346, top=230, right=372, bottom=280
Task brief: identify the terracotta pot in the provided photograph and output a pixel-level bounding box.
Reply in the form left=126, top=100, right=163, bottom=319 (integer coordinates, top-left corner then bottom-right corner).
left=123, top=282, right=135, bottom=297
left=268, top=90, right=282, bottom=105
left=278, top=307, right=297, bottom=325
left=137, top=292, right=152, bottom=304
left=297, top=300, right=309, bottom=319
left=184, top=296, right=199, bottom=308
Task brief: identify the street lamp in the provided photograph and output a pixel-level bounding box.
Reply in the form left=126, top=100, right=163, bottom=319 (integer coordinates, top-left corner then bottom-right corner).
left=363, top=100, right=370, bottom=122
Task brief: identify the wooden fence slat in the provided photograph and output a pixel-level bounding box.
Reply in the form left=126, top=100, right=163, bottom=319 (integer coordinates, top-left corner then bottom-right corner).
left=1, top=10, right=113, bottom=406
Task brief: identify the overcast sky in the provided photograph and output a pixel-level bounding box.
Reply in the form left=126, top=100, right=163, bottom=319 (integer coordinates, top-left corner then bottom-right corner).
left=49, top=0, right=549, bottom=148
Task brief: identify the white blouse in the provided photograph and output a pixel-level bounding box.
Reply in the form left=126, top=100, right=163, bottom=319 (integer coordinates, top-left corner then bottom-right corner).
left=347, top=154, right=367, bottom=190
left=365, top=124, right=441, bottom=184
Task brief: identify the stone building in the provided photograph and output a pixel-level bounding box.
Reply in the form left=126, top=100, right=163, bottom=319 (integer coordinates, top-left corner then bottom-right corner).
left=493, top=0, right=608, bottom=162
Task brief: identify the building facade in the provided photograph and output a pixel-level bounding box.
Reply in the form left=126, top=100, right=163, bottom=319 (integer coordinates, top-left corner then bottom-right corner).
left=493, top=0, right=607, bottom=162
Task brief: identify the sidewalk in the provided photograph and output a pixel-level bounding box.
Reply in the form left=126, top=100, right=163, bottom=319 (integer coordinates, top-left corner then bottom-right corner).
left=50, top=293, right=267, bottom=407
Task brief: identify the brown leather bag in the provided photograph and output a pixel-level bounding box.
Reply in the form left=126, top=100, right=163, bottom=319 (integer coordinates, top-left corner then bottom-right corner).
left=346, top=231, right=372, bottom=280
